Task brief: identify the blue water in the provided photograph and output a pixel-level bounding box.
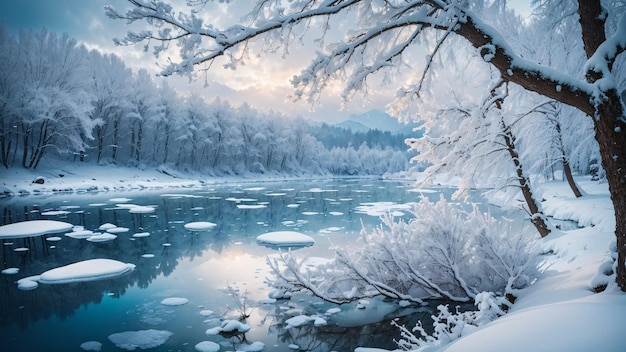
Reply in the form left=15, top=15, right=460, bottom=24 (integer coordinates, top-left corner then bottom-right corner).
left=0, top=178, right=471, bottom=352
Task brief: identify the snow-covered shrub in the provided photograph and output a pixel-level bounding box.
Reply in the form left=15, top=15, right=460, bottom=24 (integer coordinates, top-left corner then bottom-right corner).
left=266, top=196, right=540, bottom=304
left=393, top=292, right=509, bottom=351
left=591, top=240, right=618, bottom=293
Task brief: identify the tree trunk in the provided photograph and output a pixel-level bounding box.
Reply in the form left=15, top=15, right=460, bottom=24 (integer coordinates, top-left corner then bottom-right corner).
left=501, top=118, right=551, bottom=238
left=576, top=0, right=626, bottom=291
left=562, top=160, right=583, bottom=198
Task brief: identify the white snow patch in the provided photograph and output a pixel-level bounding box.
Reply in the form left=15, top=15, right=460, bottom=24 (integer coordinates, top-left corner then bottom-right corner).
left=86, top=233, right=117, bottom=242
left=205, top=320, right=251, bottom=335
left=2, top=267, right=19, bottom=275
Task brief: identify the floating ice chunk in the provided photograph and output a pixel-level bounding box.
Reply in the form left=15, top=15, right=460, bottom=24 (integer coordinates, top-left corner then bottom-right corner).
left=314, top=316, right=328, bottom=326
left=46, top=236, right=62, bottom=242
left=108, top=329, right=172, bottom=351
left=107, top=227, right=129, bottom=234
left=287, top=204, right=300, bottom=208
left=184, top=222, right=217, bottom=231
left=237, top=342, right=265, bottom=351
left=199, top=309, right=214, bottom=317
left=142, top=254, right=155, bottom=258
left=289, top=345, right=300, bottom=350
left=129, top=206, right=156, bottom=214
left=66, top=229, right=95, bottom=239
left=205, top=320, right=251, bottom=335
left=38, top=259, right=135, bottom=284
left=87, top=233, right=117, bottom=242
left=2, top=267, right=19, bottom=275
left=329, top=211, right=344, bottom=216
left=236, top=204, right=267, bottom=209
left=14, top=247, right=28, bottom=252
left=109, top=197, right=132, bottom=203
left=17, top=276, right=40, bottom=290
left=256, top=231, right=315, bottom=249
left=326, top=307, right=341, bottom=315
left=285, top=315, right=316, bottom=329
left=0, top=220, right=73, bottom=239
left=195, top=341, right=220, bottom=352
left=160, top=297, right=189, bottom=306
left=133, top=232, right=150, bottom=238
left=80, top=341, right=102, bottom=351
left=41, top=210, right=70, bottom=216
left=99, top=223, right=117, bottom=230
left=266, top=192, right=287, bottom=196
left=301, top=211, right=319, bottom=215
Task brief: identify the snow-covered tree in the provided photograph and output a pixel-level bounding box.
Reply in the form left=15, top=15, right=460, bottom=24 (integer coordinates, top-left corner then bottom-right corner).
left=106, top=0, right=626, bottom=291
left=3, top=28, right=95, bottom=169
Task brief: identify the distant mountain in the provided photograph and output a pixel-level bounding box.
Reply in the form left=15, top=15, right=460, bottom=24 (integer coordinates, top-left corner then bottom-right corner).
left=336, top=110, right=420, bottom=134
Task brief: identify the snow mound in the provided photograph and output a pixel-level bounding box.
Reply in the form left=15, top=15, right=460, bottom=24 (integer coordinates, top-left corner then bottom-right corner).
left=256, top=231, right=315, bottom=249
left=0, top=220, right=73, bottom=239
left=38, top=258, right=135, bottom=284
left=184, top=221, right=217, bottom=231
left=108, top=329, right=172, bottom=351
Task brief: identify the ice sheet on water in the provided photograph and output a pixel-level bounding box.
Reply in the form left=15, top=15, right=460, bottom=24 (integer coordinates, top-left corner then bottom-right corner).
left=256, top=231, right=315, bottom=249
left=2, top=267, right=19, bottom=275
left=80, top=341, right=102, bottom=351
left=195, top=341, right=220, bottom=352
left=184, top=221, right=217, bottom=231
left=160, top=297, right=189, bottom=306
left=0, top=220, right=73, bottom=239
left=108, top=329, right=172, bottom=351
left=36, top=258, right=135, bottom=284
left=128, top=206, right=156, bottom=214
left=86, top=233, right=117, bottom=242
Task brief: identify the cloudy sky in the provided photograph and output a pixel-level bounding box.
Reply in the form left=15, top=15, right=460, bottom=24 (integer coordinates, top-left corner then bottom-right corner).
left=0, top=0, right=532, bottom=123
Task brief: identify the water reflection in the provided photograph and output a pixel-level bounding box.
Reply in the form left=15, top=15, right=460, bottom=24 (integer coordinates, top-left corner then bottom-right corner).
left=0, top=179, right=461, bottom=351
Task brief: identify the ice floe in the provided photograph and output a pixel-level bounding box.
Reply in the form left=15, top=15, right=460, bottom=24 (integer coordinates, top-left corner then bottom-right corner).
left=18, top=259, right=136, bottom=287
left=160, top=297, right=189, bottom=306
left=80, top=341, right=102, bottom=351
left=195, top=341, right=220, bottom=352
left=256, top=231, right=315, bottom=249
left=86, top=233, right=117, bottom=242
left=184, top=221, right=217, bottom=231
left=0, top=220, right=73, bottom=239
left=108, top=329, right=172, bottom=351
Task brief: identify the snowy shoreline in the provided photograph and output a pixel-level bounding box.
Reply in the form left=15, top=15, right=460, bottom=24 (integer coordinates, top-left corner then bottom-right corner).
left=0, top=162, right=388, bottom=198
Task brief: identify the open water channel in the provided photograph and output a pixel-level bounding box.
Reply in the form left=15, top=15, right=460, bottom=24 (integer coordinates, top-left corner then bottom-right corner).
left=0, top=178, right=498, bottom=352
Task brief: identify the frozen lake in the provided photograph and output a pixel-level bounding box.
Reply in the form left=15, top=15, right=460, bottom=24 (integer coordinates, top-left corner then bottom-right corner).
left=0, top=178, right=483, bottom=351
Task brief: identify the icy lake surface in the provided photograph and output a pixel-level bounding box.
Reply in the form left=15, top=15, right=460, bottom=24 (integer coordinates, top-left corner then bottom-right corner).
left=0, top=179, right=494, bottom=351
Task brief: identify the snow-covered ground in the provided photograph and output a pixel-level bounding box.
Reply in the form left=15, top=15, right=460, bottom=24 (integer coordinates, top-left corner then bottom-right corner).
left=0, top=161, right=323, bottom=196
left=440, top=178, right=624, bottom=352
left=1, top=163, right=623, bottom=351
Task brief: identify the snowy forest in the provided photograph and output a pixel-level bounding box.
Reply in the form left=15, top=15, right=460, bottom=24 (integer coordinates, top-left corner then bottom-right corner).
left=0, top=26, right=410, bottom=176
